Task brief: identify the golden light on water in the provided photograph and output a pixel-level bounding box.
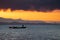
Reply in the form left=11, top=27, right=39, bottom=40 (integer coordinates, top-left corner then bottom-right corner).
left=0, top=9, right=60, bottom=21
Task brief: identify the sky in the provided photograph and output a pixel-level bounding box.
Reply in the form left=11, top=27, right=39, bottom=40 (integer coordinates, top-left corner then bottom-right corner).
left=0, top=0, right=60, bottom=11
left=0, top=0, right=60, bottom=21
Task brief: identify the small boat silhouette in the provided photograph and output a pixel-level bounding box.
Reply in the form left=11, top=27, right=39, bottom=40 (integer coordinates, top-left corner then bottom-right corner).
left=9, top=25, right=26, bottom=29
left=9, top=27, right=26, bottom=29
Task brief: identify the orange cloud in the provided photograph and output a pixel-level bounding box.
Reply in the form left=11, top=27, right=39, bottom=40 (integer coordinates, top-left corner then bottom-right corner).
left=0, top=9, right=60, bottom=21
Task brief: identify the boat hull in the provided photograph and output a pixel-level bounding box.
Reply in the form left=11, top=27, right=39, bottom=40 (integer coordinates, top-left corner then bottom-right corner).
left=9, top=27, right=26, bottom=29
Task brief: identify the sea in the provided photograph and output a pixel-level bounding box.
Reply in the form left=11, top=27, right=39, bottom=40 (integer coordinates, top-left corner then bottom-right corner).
left=0, top=24, right=60, bottom=40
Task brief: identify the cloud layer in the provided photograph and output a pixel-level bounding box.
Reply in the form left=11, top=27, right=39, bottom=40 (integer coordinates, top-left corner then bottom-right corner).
left=0, top=0, right=60, bottom=11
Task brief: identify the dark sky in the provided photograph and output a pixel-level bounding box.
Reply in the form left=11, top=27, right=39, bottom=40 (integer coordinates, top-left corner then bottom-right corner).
left=0, top=0, right=60, bottom=11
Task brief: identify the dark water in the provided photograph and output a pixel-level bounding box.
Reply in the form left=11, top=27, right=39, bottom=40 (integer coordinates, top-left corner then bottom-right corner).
left=0, top=25, right=60, bottom=40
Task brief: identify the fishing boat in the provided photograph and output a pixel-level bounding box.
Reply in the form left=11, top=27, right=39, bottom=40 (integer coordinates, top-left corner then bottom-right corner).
left=9, top=25, right=26, bottom=29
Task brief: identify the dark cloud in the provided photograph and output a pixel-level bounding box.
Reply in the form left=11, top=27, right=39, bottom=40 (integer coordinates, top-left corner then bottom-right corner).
left=0, top=0, right=60, bottom=11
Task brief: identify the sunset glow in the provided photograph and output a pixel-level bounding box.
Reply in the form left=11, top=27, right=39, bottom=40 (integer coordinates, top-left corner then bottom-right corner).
left=0, top=9, right=60, bottom=21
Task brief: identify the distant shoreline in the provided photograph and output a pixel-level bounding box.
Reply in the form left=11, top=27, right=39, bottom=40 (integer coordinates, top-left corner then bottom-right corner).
left=0, top=23, right=60, bottom=25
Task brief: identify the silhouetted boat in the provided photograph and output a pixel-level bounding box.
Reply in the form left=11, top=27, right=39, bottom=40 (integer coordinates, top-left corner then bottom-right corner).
left=9, top=26, right=26, bottom=29
left=9, top=25, right=26, bottom=29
